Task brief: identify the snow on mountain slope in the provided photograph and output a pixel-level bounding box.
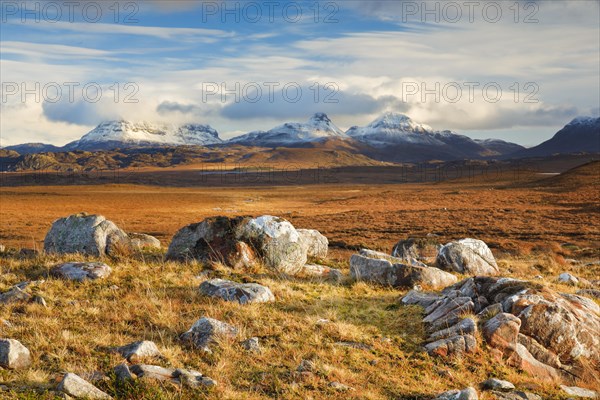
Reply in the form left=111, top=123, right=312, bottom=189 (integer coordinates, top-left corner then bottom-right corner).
left=346, top=113, right=452, bottom=146
left=228, top=113, right=348, bottom=146
left=67, top=120, right=222, bottom=150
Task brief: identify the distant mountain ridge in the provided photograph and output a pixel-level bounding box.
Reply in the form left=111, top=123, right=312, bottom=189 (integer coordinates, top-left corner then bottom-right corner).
left=5, top=114, right=598, bottom=165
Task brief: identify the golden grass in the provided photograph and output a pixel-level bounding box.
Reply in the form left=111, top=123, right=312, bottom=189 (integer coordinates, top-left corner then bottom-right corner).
left=0, top=251, right=596, bottom=399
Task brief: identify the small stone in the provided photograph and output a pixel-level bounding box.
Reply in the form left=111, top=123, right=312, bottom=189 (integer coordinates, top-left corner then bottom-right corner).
left=57, top=373, right=112, bottom=400
left=560, top=385, right=598, bottom=398
left=129, top=364, right=175, bottom=381
left=0, top=338, right=31, bottom=370
left=51, top=262, right=112, bottom=282
left=558, top=273, right=579, bottom=285
left=199, top=279, right=275, bottom=304
left=180, top=317, right=239, bottom=351
left=173, top=369, right=217, bottom=388
left=434, top=387, right=478, bottom=400
left=481, top=378, right=515, bottom=392
left=114, top=341, right=162, bottom=362
left=328, top=381, right=354, bottom=391
left=241, top=337, right=261, bottom=353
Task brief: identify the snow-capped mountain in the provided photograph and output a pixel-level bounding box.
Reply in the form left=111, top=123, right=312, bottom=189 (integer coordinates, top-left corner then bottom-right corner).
left=346, top=113, right=523, bottom=161
left=346, top=113, right=458, bottom=146
left=229, top=113, right=348, bottom=147
left=513, top=116, right=600, bottom=157
left=66, top=120, right=222, bottom=151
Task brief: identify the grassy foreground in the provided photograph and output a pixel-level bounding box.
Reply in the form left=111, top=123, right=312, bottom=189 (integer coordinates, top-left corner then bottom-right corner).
left=0, top=250, right=597, bottom=400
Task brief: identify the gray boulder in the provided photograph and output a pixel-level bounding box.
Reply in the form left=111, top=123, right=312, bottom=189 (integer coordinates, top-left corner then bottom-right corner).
left=0, top=338, right=31, bottom=369
left=51, top=262, right=112, bottom=282
left=350, top=250, right=457, bottom=289
left=300, top=264, right=343, bottom=282
left=44, top=213, right=131, bottom=257
left=180, top=317, right=238, bottom=351
left=560, top=385, right=598, bottom=398
left=297, top=229, right=328, bottom=259
left=58, top=373, right=112, bottom=399
left=199, top=279, right=275, bottom=304
left=436, top=238, right=499, bottom=275
left=238, top=215, right=307, bottom=274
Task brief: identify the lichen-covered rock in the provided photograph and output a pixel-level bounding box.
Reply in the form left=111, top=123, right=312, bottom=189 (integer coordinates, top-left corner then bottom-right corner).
left=166, top=216, right=257, bottom=269
left=0, top=338, right=31, bottom=370
left=350, top=250, right=457, bottom=289
left=51, top=262, right=112, bottom=282
left=482, top=313, right=521, bottom=357
left=401, top=290, right=441, bottom=308
left=129, top=364, right=174, bottom=381
left=199, top=279, right=274, bottom=304
left=238, top=215, right=307, bottom=274
left=425, top=334, right=478, bottom=358
left=44, top=213, right=131, bottom=257
left=392, top=237, right=440, bottom=264
left=180, top=317, right=238, bottom=351
left=57, top=373, right=112, bottom=399
left=129, top=233, right=161, bottom=250
left=436, top=238, right=499, bottom=275
left=412, top=276, right=600, bottom=385
left=560, top=385, right=598, bottom=398
left=297, top=229, right=328, bottom=259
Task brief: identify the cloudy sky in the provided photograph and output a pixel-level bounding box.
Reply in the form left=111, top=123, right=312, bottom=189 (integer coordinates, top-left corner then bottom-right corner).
left=1, top=0, right=598, bottom=147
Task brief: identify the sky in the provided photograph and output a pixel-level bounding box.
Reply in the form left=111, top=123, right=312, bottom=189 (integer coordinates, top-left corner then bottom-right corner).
left=0, top=0, right=599, bottom=147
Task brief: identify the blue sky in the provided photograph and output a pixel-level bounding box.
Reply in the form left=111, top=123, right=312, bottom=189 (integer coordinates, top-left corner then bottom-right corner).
left=1, top=0, right=599, bottom=147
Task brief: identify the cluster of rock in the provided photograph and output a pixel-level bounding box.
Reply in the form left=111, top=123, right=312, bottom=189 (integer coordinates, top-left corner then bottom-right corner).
left=42, top=213, right=336, bottom=279
left=166, top=215, right=329, bottom=275
left=403, top=276, right=600, bottom=385
left=44, top=213, right=161, bottom=257
left=350, top=237, right=499, bottom=289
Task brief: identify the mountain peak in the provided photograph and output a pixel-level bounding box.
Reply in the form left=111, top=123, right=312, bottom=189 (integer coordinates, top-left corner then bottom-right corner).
left=567, top=116, right=600, bottom=126
left=68, top=120, right=222, bottom=151
left=309, top=112, right=332, bottom=124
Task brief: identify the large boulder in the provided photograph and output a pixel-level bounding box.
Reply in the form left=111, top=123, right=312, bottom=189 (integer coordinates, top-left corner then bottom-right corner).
left=434, top=387, right=478, bottom=400
left=392, top=237, right=440, bottom=264
left=297, top=229, right=328, bottom=259
left=436, top=238, right=499, bottom=275
left=44, top=213, right=131, bottom=257
left=350, top=249, right=457, bottom=289
left=0, top=338, right=31, bottom=369
left=180, top=317, right=238, bottom=351
left=199, top=279, right=275, bottom=304
left=237, top=215, right=307, bottom=274
left=166, top=216, right=257, bottom=269
left=167, top=215, right=312, bottom=275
